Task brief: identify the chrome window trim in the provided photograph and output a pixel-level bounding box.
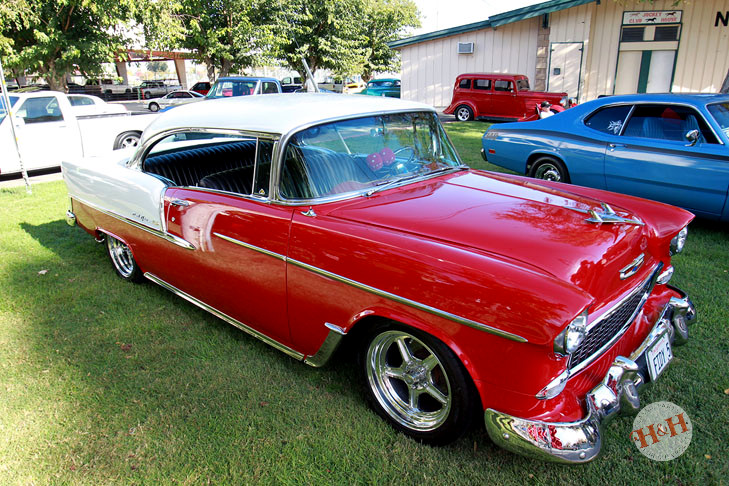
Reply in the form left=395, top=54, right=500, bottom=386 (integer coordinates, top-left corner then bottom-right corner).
left=569, top=263, right=661, bottom=377
left=587, top=101, right=724, bottom=145
left=128, top=127, right=282, bottom=170
left=72, top=196, right=195, bottom=250
left=270, top=109, right=462, bottom=206
left=144, top=272, right=305, bottom=360
left=212, top=232, right=527, bottom=343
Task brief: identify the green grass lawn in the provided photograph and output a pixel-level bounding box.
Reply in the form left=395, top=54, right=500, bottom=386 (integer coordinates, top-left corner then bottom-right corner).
left=0, top=124, right=727, bottom=484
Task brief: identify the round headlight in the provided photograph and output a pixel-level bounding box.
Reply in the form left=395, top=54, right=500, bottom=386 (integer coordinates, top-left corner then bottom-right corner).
left=560, top=96, right=568, bottom=107
left=670, top=226, right=688, bottom=255
left=554, top=310, right=588, bottom=355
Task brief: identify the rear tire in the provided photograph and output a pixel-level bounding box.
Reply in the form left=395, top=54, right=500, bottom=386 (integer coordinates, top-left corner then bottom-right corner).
left=358, top=322, right=478, bottom=445
left=148, top=102, right=160, bottom=112
left=113, top=131, right=141, bottom=150
left=455, top=105, right=474, bottom=122
left=106, top=234, right=144, bottom=282
left=530, top=156, right=570, bottom=183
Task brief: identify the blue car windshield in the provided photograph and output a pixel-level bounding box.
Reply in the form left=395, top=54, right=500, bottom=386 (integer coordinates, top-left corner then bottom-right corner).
left=0, top=96, right=19, bottom=124
left=707, top=102, right=729, bottom=138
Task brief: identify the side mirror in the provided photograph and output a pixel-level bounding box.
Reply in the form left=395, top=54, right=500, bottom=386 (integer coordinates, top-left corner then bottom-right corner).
left=685, top=129, right=699, bottom=147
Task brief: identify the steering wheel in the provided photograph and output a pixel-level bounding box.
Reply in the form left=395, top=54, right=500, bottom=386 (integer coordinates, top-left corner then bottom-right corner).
left=390, top=146, right=417, bottom=174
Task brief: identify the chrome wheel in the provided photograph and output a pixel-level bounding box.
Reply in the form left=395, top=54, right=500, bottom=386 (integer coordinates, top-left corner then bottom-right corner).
left=366, top=330, right=452, bottom=431
left=531, top=158, right=569, bottom=183
left=455, top=105, right=473, bottom=122
left=114, top=131, right=141, bottom=150
left=107, top=235, right=136, bottom=278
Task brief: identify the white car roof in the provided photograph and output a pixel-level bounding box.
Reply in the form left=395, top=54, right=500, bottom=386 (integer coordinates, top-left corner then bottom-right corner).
left=141, top=93, right=434, bottom=142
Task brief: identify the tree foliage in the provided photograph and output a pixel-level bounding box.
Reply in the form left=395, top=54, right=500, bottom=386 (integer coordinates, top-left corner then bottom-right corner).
left=178, top=0, right=277, bottom=81
left=359, top=0, right=419, bottom=82
left=0, top=0, right=184, bottom=91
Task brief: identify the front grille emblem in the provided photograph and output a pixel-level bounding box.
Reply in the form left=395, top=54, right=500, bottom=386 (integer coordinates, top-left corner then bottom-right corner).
left=620, top=253, right=645, bottom=280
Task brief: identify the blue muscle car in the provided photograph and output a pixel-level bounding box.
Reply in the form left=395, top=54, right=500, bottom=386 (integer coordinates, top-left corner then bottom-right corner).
left=482, top=93, right=729, bottom=221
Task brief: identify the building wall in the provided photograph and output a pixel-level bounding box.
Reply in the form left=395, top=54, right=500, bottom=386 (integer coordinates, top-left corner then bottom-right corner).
left=581, top=0, right=729, bottom=99
left=401, top=17, right=539, bottom=108
left=398, top=0, right=729, bottom=107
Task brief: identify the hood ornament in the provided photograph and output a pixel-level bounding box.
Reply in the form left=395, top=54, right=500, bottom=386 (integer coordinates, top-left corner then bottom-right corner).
left=570, top=203, right=644, bottom=226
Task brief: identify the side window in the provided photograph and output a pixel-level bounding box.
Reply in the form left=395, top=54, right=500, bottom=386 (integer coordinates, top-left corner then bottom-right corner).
left=474, top=79, right=491, bottom=90
left=17, top=97, right=64, bottom=124
left=458, top=79, right=471, bottom=89
left=584, top=105, right=633, bottom=135
left=623, top=104, right=718, bottom=143
left=253, top=141, right=274, bottom=196
left=494, top=80, right=513, bottom=92
left=262, top=82, right=279, bottom=94
left=142, top=131, right=270, bottom=194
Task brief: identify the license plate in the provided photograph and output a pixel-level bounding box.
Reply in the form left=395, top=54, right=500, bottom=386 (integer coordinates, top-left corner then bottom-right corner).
left=647, top=333, right=673, bottom=381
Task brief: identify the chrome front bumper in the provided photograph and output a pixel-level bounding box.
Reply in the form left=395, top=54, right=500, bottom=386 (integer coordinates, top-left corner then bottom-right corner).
left=484, top=288, right=696, bottom=464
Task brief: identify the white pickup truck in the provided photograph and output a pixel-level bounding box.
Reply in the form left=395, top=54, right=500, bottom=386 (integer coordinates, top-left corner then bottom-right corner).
left=0, top=91, right=156, bottom=176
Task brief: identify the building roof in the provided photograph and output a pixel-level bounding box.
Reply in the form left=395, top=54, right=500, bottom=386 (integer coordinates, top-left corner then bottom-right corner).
left=389, top=0, right=596, bottom=49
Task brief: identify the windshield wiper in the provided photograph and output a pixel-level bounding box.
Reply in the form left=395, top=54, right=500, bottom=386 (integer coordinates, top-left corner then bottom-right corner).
left=365, top=165, right=468, bottom=197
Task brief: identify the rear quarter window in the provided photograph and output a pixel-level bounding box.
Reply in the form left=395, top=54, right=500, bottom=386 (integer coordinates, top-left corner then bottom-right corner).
left=458, top=79, right=471, bottom=89
left=584, top=105, right=632, bottom=135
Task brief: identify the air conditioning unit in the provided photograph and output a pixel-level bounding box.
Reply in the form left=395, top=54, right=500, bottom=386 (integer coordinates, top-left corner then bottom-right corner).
left=457, top=42, right=474, bottom=54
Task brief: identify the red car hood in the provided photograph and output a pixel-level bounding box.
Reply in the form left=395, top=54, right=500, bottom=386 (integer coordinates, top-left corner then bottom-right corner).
left=326, top=171, right=666, bottom=304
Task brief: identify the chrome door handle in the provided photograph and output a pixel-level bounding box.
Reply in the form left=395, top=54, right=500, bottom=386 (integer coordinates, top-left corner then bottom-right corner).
left=170, top=199, right=190, bottom=207
left=608, top=143, right=626, bottom=151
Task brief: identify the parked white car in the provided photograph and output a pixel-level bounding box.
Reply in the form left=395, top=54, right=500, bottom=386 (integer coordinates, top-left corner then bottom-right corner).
left=148, top=90, right=204, bottom=112
left=0, top=91, right=156, bottom=176
left=68, top=94, right=127, bottom=118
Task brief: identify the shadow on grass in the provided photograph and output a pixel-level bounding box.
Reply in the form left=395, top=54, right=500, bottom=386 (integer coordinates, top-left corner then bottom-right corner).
left=8, top=220, right=519, bottom=482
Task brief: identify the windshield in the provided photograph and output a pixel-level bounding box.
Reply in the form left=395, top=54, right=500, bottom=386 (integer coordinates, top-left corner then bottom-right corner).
left=206, top=80, right=257, bottom=99
left=0, top=96, right=19, bottom=124
left=707, top=102, right=729, bottom=138
left=280, top=111, right=462, bottom=200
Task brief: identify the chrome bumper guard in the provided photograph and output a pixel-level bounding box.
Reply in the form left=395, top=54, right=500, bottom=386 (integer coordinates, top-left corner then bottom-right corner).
left=65, top=210, right=76, bottom=227
left=484, top=287, right=695, bottom=464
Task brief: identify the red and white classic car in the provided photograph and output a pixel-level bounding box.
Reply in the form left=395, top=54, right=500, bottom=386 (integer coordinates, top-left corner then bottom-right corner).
left=62, top=94, right=696, bottom=463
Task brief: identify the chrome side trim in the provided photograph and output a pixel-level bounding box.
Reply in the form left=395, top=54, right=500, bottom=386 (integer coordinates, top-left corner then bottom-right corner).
left=304, top=322, right=348, bottom=367
left=212, top=232, right=286, bottom=261
left=72, top=196, right=195, bottom=250
left=287, top=257, right=528, bottom=343
left=144, top=272, right=305, bottom=361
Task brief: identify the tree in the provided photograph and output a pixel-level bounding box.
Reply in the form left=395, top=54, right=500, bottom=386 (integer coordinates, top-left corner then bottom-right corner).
left=359, top=0, right=419, bottom=82
left=0, top=0, right=183, bottom=92
left=272, top=0, right=368, bottom=85
left=179, top=0, right=277, bottom=82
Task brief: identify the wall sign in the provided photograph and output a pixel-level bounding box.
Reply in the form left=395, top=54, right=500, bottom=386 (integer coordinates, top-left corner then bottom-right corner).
left=623, top=11, right=682, bottom=25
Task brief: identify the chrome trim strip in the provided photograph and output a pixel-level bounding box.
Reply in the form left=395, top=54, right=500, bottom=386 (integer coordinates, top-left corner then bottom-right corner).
left=569, top=263, right=661, bottom=376
left=287, top=257, right=528, bottom=343
left=212, top=232, right=286, bottom=261
left=144, top=272, right=305, bottom=361
left=72, top=196, right=195, bottom=250
left=303, top=322, right=348, bottom=367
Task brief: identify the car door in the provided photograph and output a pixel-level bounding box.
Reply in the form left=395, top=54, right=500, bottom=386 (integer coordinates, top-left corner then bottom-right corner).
left=472, top=78, right=492, bottom=116
left=604, top=103, right=729, bottom=217
left=491, top=79, right=518, bottom=118
left=14, top=95, right=83, bottom=171
left=147, top=133, right=295, bottom=344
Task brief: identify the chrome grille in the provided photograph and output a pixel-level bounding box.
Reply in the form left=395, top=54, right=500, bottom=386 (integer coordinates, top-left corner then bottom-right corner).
left=569, top=270, right=656, bottom=371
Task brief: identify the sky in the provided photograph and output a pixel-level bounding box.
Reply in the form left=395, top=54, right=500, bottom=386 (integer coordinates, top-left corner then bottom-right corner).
left=411, top=0, right=545, bottom=36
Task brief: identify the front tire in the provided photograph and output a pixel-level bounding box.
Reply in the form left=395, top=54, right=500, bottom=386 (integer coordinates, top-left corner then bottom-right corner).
left=148, top=102, right=160, bottom=112
left=359, top=323, right=478, bottom=445
left=113, top=131, right=141, bottom=150
left=455, top=105, right=474, bottom=122
left=106, top=234, right=143, bottom=282
left=530, top=156, right=570, bottom=183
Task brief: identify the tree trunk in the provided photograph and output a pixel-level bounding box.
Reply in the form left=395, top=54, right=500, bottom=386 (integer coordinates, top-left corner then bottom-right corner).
left=721, top=69, right=729, bottom=93
left=206, top=61, right=216, bottom=83
left=39, top=64, right=67, bottom=92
